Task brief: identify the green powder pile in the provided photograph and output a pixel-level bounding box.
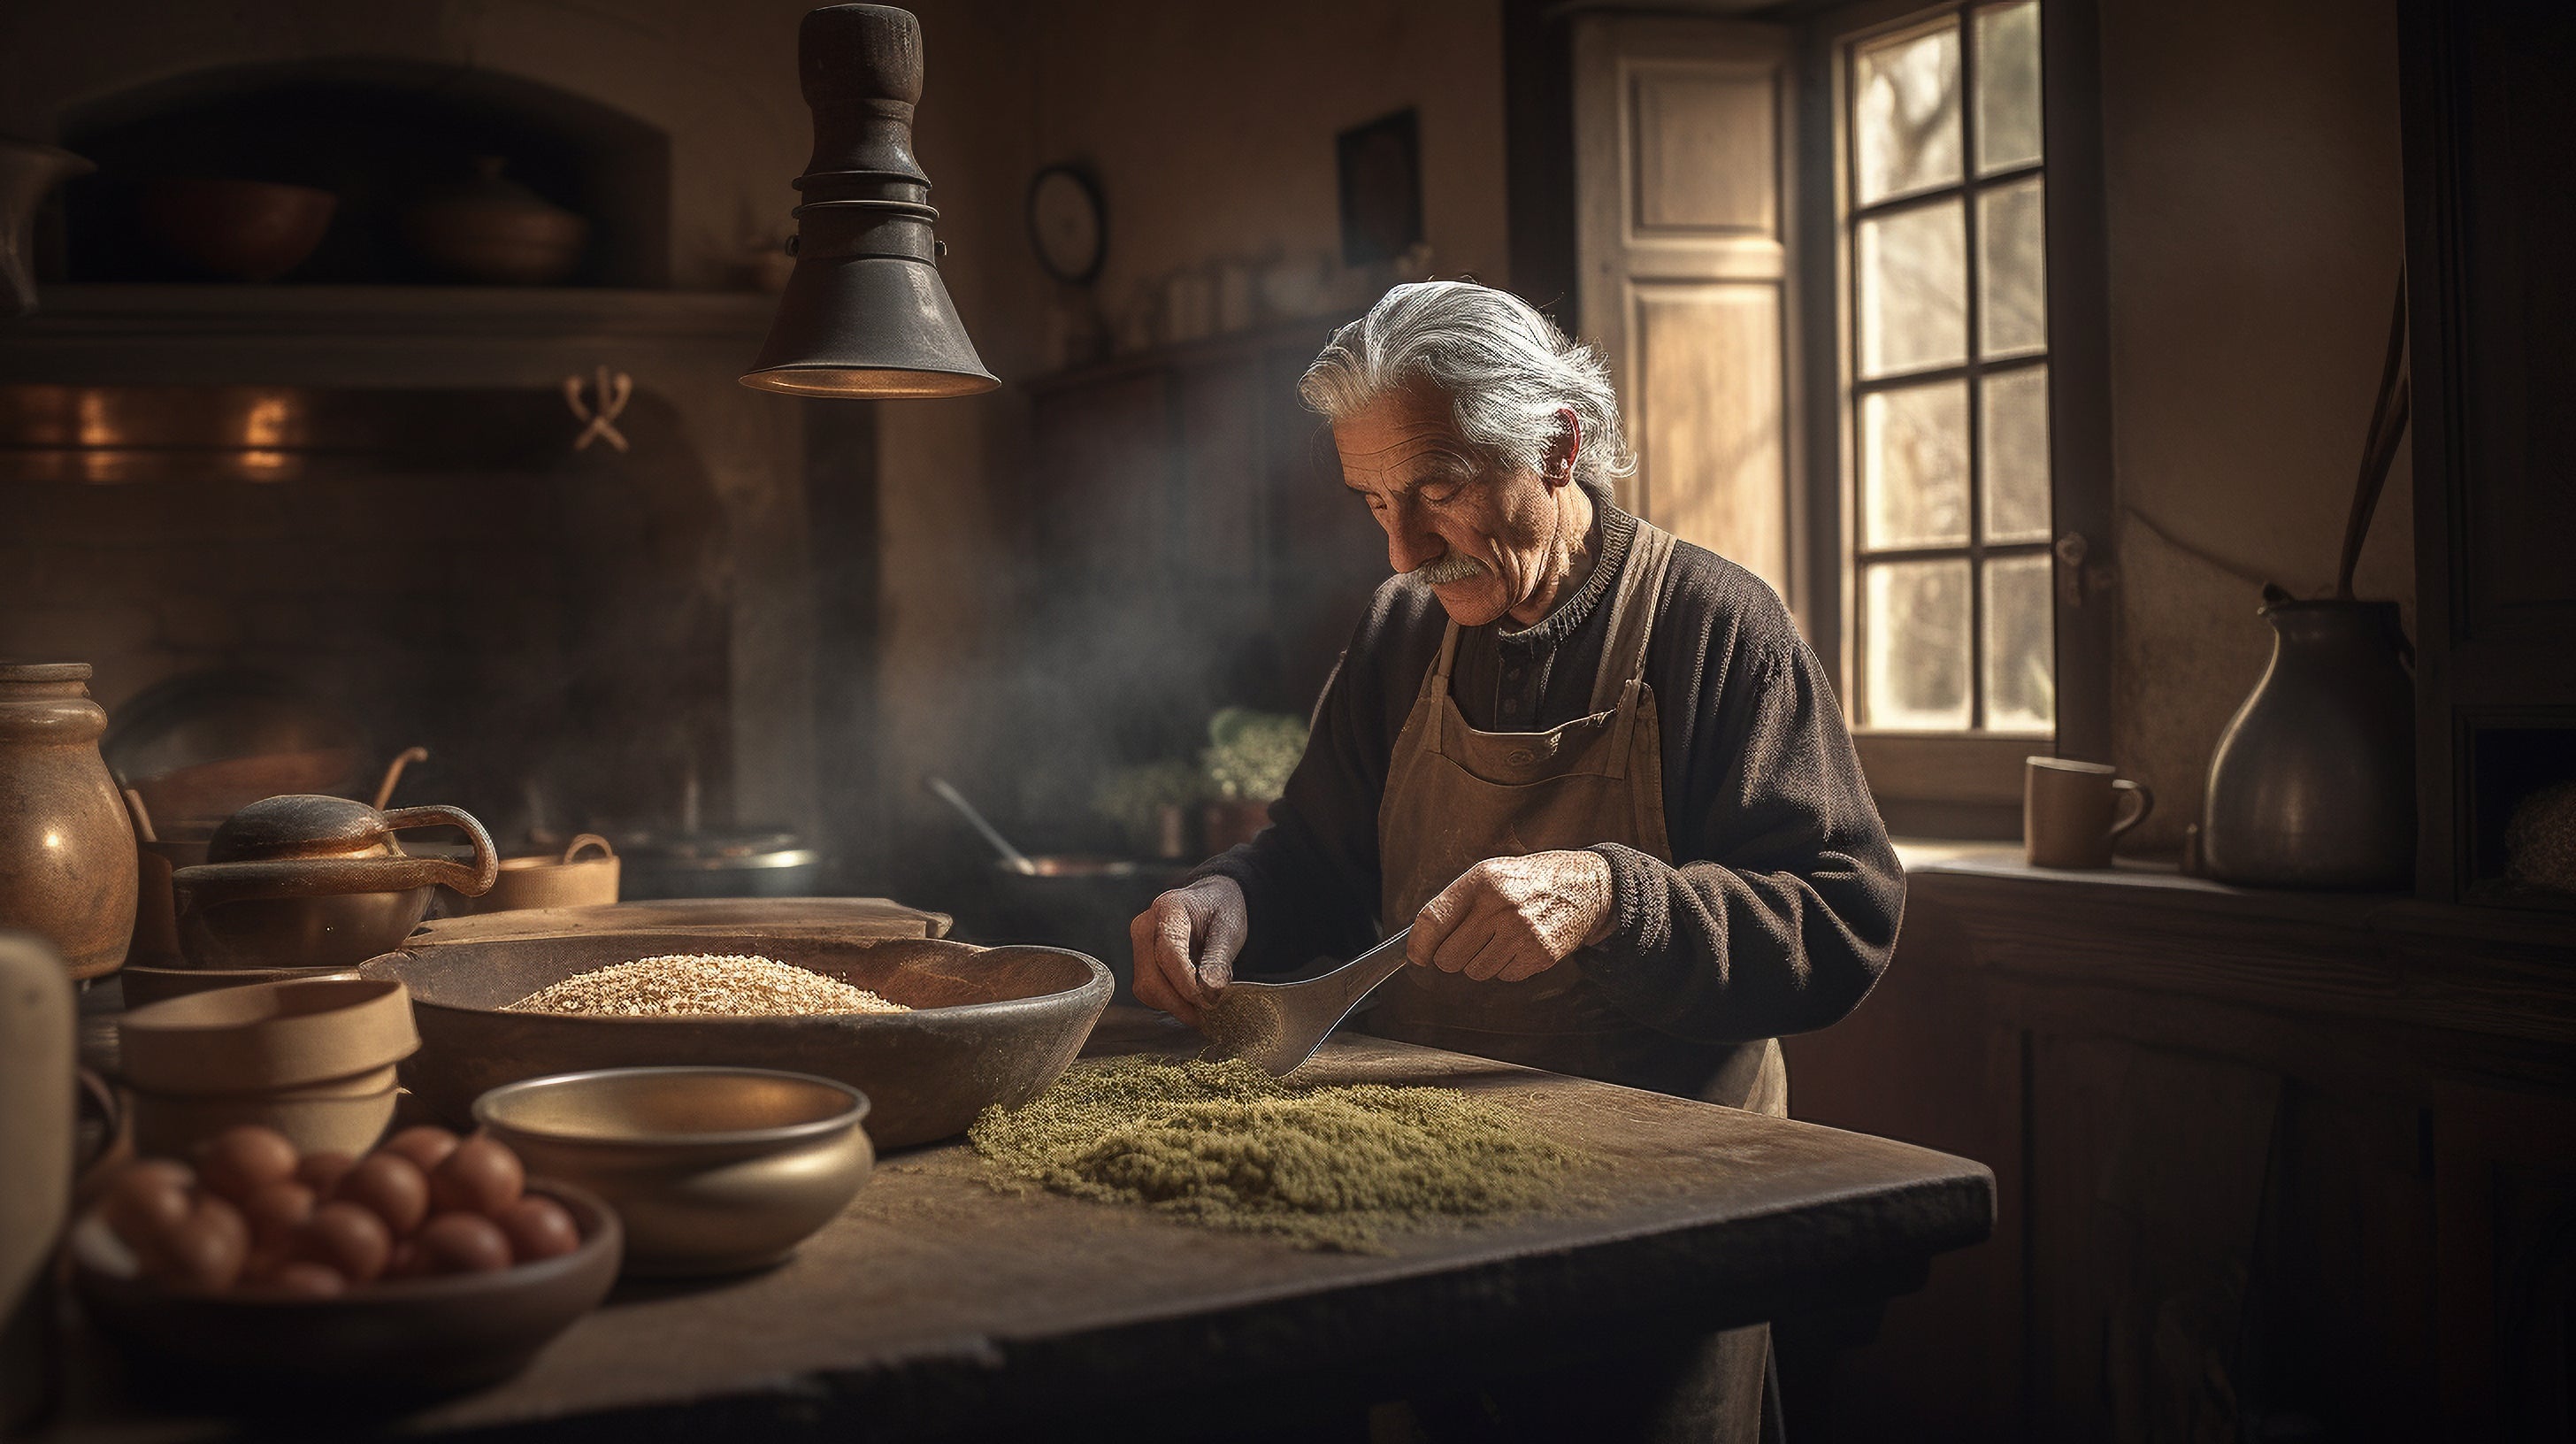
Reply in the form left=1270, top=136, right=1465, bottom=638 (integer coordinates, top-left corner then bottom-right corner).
left=967, top=1056, right=1576, bottom=1252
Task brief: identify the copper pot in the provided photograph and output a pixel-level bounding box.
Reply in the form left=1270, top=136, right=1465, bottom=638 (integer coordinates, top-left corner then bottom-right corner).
left=446, top=834, right=620, bottom=915
left=404, top=157, right=586, bottom=286
left=0, top=663, right=138, bottom=979
left=172, top=795, right=497, bottom=970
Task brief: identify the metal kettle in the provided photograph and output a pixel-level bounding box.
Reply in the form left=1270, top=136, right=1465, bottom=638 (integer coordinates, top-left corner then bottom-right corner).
left=2200, top=595, right=2415, bottom=889
left=171, top=795, right=498, bottom=969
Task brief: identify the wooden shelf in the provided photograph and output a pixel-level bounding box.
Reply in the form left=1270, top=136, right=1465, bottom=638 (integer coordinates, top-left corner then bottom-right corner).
left=0, top=285, right=778, bottom=388
left=10, top=283, right=773, bottom=340
left=1900, top=847, right=2576, bottom=1060
left=1024, top=313, right=1359, bottom=396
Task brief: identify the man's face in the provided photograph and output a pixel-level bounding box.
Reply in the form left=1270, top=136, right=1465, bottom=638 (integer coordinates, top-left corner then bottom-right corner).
left=1332, top=385, right=1561, bottom=628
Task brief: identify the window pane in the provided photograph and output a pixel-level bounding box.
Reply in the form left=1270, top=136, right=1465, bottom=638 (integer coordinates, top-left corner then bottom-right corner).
left=1854, top=23, right=1962, bottom=205
left=1974, top=2, right=2044, bottom=173
left=1978, top=176, right=2047, bottom=357
left=1858, top=200, right=1966, bottom=378
left=1982, top=365, right=2051, bottom=542
left=1863, top=559, right=1971, bottom=730
left=1983, top=554, right=2055, bottom=731
left=1861, top=382, right=1969, bottom=549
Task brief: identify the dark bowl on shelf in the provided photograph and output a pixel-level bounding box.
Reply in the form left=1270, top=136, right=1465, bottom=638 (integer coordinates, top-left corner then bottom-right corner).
left=136, top=178, right=335, bottom=282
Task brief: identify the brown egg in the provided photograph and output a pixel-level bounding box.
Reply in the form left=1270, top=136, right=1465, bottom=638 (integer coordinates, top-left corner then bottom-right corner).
left=415, top=1212, right=512, bottom=1275
left=102, top=1161, right=196, bottom=1251
left=428, top=1137, right=524, bottom=1217
left=335, top=1153, right=429, bottom=1237
left=289, top=1202, right=392, bottom=1284
left=195, top=1126, right=298, bottom=1204
left=293, top=1151, right=357, bottom=1195
left=380, top=1126, right=460, bottom=1174
left=150, top=1197, right=249, bottom=1291
left=494, top=1195, right=581, bottom=1263
left=261, top=1261, right=349, bottom=1299
left=239, top=1180, right=317, bottom=1250
left=384, top=1238, right=423, bottom=1279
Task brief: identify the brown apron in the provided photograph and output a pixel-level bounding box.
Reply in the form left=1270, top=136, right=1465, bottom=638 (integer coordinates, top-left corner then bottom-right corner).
left=1371, top=518, right=1786, bottom=1114
left=1371, top=518, right=1782, bottom=1444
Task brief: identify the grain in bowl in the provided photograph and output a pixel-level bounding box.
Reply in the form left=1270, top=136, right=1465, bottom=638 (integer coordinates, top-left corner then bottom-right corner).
left=504, top=954, right=910, bottom=1018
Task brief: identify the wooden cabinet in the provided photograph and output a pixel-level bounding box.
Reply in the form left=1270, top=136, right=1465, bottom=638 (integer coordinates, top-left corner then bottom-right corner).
left=2400, top=0, right=2576, bottom=905
left=1781, top=854, right=2573, bottom=1442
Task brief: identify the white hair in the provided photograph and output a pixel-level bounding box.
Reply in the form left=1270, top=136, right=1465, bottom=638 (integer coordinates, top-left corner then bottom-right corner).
left=1298, top=280, right=1634, bottom=501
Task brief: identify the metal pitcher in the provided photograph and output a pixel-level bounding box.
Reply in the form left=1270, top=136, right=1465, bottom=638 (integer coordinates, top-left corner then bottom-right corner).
left=2201, top=596, right=2415, bottom=889
left=0, top=141, right=91, bottom=317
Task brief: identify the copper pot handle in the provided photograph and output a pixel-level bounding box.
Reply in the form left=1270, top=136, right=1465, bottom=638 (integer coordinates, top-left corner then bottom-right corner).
left=379, top=805, right=501, bottom=897
left=561, top=833, right=615, bottom=864
left=174, top=854, right=482, bottom=906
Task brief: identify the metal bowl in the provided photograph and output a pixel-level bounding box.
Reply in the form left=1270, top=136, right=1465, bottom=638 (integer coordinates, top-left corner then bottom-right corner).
left=179, top=885, right=438, bottom=972
left=361, top=931, right=1109, bottom=1148
left=475, top=1066, right=870, bottom=1277
left=69, top=1180, right=620, bottom=1409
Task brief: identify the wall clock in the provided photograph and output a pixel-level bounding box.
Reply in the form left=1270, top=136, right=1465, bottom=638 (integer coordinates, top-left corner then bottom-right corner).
left=1027, top=165, right=1105, bottom=285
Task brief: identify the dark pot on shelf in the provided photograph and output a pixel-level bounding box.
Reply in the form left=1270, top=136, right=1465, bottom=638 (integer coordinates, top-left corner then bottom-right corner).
left=404, top=157, right=587, bottom=285
left=982, top=857, right=1189, bottom=1005
left=616, top=828, right=821, bottom=900
left=2200, top=597, right=2415, bottom=890
left=1202, top=797, right=1273, bottom=854
left=136, top=178, right=335, bottom=282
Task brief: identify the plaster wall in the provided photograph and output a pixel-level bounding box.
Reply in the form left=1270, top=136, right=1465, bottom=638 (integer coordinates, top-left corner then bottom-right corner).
left=1021, top=0, right=1514, bottom=351
left=2096, top=0, right=2415, bottom=851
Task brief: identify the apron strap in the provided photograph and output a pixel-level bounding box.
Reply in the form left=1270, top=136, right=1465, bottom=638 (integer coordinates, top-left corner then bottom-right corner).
left=1428, top=620, right=1462, bottom=692
left=1591, top=521, right=1680, bottom=715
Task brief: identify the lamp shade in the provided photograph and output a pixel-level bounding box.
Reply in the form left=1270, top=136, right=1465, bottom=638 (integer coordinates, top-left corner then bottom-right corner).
left=741, top=5, right=997, bottom=398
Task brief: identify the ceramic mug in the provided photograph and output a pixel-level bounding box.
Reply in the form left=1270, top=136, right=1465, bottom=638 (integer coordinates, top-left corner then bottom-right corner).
left=2024, top=757, right=2153, bottom=869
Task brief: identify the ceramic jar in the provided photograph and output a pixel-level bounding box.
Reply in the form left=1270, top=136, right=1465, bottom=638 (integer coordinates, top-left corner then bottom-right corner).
left=2201, top=598, right=2416, bottom=889
left=0, top=932, right=73, bottom=1429
left=0, top=663, right=137, bottom=978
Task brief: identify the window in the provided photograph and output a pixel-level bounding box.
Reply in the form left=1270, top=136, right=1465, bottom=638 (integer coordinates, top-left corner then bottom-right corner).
left=1548, top=0, right=2099, bottom=831
left=1839, top=2, right=2053, bottom=738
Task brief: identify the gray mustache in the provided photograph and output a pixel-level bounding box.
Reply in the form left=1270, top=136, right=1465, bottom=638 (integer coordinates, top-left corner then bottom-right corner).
left=1407, top=554, right=1487, bottom=587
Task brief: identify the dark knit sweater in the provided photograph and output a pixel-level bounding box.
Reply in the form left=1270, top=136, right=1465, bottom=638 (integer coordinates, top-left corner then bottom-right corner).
left=1195, top=504, right=1905, bottom=1045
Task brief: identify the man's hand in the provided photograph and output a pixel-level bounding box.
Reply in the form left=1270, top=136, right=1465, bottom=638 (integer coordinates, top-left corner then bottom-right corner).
left=1407, top=850, right=1616, bottom=982
left=1129, top=877, right=1249, bottom=1027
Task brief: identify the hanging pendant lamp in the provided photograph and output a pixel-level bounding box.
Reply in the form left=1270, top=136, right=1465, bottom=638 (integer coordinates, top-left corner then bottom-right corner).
left=740, top=4, right=998, bottom=398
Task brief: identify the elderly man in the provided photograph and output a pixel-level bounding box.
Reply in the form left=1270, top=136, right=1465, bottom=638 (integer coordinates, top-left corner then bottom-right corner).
left=1131, top=281, right=1901, bottom=1116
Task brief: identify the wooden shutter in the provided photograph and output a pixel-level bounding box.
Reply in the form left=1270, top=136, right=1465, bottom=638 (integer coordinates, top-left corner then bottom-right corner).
left=1575, top=16, right=1802, bottom=615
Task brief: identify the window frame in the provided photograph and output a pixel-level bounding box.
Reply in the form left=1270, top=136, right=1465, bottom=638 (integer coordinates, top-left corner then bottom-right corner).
left=1797, top=0, right=2115, bottom=835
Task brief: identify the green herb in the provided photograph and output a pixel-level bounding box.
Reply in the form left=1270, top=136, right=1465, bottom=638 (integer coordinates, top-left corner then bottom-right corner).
left=968, top=1056, right=1576, bottom=1252
left=1091, top=759, right=1215, bottom=850
left=1201, top=708, right=1307, bottom=803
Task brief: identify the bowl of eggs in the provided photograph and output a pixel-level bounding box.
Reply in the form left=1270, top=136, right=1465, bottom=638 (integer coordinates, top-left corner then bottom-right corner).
left=70, top=1124, right=621, bottom=1406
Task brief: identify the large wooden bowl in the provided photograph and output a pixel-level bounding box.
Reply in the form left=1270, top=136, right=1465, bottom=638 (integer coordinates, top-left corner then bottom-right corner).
left=360, top=933, right=1110, bottom=1148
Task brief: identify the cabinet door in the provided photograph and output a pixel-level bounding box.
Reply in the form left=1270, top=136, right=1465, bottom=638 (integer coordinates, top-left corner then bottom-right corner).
left=1032, top=372, right=1173, bottom=593
left=2434, top=1080, right=2576, bottom=1442
left=1261, top=342, right=1385, bottom=714
left=1575, top=15, right=1800, bottom=609
left=1175, top=358, right=1264, bottom=589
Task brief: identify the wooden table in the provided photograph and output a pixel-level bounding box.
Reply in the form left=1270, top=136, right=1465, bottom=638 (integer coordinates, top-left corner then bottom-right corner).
left=42, top=1010, right=1993, bottom=1442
